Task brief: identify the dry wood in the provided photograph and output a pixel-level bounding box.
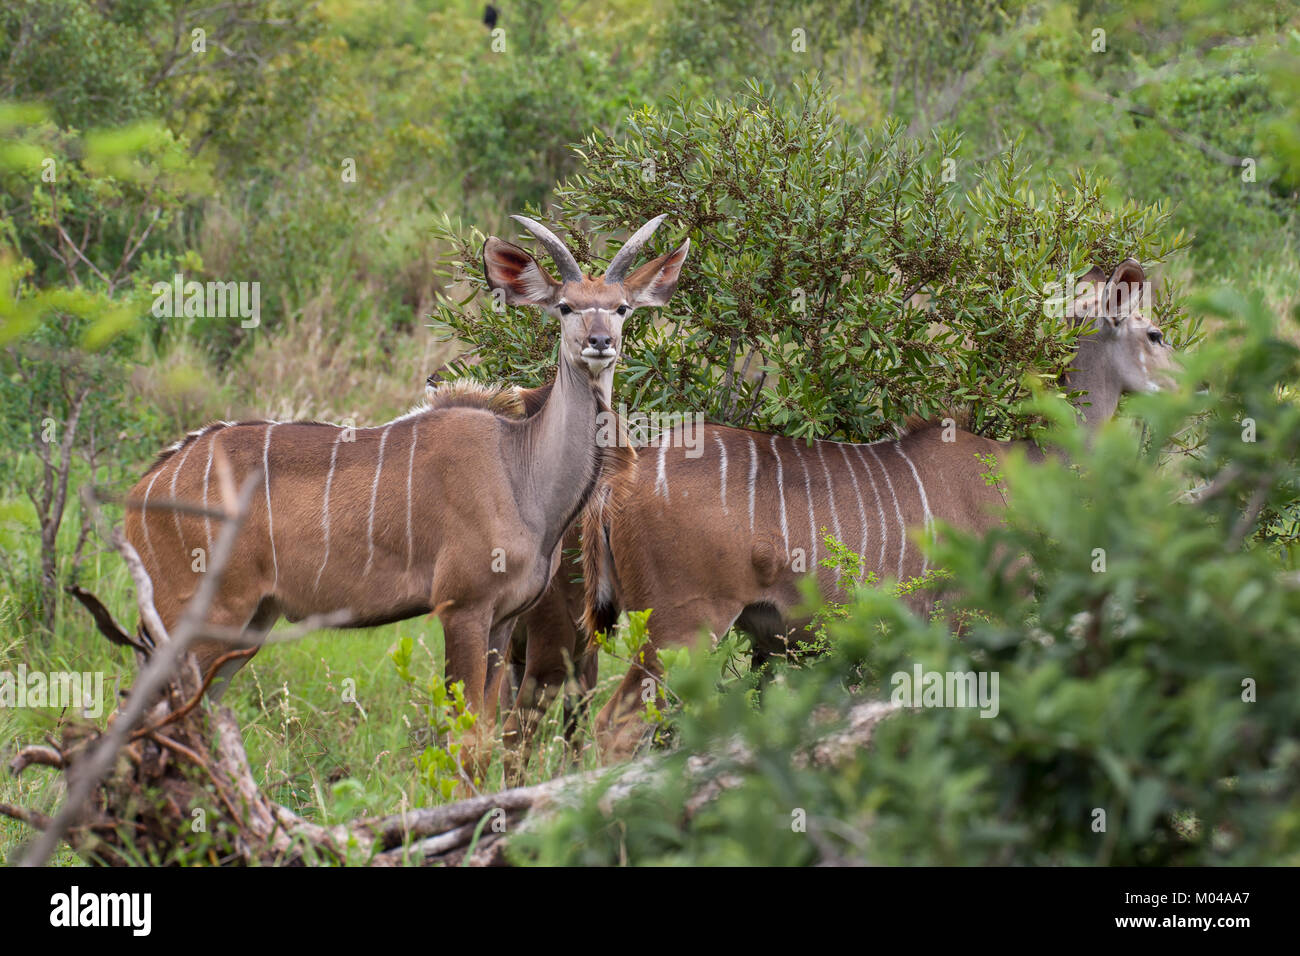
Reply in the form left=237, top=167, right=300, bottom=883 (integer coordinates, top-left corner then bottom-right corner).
left=11, top=469, right=263, bottom=867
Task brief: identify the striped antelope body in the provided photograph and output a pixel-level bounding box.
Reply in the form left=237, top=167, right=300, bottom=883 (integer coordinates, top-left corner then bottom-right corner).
left=124, top=215, right=689, bottom=775
left=582, top=259, right=1177, bottom=759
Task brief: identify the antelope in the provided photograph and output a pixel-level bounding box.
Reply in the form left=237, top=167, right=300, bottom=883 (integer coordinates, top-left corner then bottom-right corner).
left=582, top=259, right=1177, bottom=759
left=124, top=215, right=689, bottom=775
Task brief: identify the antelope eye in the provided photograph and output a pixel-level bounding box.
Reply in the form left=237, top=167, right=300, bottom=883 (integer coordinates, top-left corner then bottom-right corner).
left=617, top=305, right=628, bottom=316
left=1147, top=329, right=1164, bottom=344
left=558, top=303, right=572, bottom=315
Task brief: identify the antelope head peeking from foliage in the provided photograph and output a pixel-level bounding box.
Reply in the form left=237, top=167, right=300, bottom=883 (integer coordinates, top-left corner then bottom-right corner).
left=1064, top=258, right=1177, bottom=428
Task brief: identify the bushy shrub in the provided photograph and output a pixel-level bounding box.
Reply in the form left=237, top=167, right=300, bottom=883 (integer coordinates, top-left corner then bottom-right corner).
left=434, top=76, right=1190, bottom=442
left=445, top=0, right=655, bottom=216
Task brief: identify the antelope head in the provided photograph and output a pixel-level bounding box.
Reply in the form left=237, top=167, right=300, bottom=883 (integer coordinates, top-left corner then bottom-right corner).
left=1065, top=259, right=1177, bottom=425
left=1070, top=258, right=1177, bottom=393
left=482, top=214, right=690, bottom=380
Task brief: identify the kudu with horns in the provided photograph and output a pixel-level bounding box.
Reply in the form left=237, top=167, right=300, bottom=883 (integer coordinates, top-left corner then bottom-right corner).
left=124, top=215, right=689, bottom=774
left=581, top=259, right=1176, bottom=759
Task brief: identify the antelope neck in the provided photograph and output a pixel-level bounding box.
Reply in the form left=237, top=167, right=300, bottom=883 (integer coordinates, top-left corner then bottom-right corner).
left=1062, top=337, right=1122, bottom=432
left=510, top=355, right=605, bottom=559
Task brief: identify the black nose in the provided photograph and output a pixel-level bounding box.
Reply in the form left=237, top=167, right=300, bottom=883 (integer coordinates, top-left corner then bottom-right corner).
left=587, top=333, right=612, bottom=352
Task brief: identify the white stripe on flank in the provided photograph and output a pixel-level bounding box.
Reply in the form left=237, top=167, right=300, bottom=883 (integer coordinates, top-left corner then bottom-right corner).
left=851, top=444, right=889, bottom=572
left=894, top=442, right=934, bottom=574
left=769, top=435, right=789, bottom=554
left=201, top=431, right=215, bottom=553
left=263, top=423, right=279, bottom=588
left=816, top=441, right=843, bottom=546
left=169, top=438, right=196, bottom=555
left=714, top=433, right=729, bottom=515
left=746, top=436, right=758, bottom=533
left=791, top=441, right=818, bottom=572
left=314, top=431, right=343, bottom=593
left=365, top=424, right=392, bottom=576
left=654, top=437, right=670, bottom=500
left=866, top=442, right=906, bottom=580
left=406, top=421, right=418, bottom=572
left=140, top=468, right=164, bottom=570
left=837, top=444, right=869, bottom=579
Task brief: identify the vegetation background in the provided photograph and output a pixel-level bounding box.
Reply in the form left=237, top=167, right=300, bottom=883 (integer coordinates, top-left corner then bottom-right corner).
left=0, top=0, right=1296, bottom=864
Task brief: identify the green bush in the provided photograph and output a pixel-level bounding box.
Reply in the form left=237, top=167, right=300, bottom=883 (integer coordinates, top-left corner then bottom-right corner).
left=447, top=0, right=654, bottom=215
left=435, top=76, right=1190, bottom=442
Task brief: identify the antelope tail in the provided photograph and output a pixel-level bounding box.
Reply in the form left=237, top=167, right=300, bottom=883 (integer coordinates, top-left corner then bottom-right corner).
left=581, top=503, right=621, bottom=655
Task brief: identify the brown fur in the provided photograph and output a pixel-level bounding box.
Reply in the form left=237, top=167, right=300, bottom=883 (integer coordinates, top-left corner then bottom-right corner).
left=424, top=379, right=527, bottom=417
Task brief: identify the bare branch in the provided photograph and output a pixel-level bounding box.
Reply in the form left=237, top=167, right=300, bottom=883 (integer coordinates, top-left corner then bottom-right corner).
left=16, top=468, right=264, bottom=867
left=9, top=746, right=65, bottom=775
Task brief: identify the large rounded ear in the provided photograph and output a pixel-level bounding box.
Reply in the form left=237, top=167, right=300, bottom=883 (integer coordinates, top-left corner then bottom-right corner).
left=621, top=239, right=690, bottom=308
left=1101, top=258, right=1146, bottom=326
left=1065, top=265, right=1108, bottom=320
left=482, top=237, right=562, bottom=307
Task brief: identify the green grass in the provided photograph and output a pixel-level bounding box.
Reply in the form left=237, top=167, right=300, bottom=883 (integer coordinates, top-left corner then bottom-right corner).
left=0, top=535, right=627, bottom=864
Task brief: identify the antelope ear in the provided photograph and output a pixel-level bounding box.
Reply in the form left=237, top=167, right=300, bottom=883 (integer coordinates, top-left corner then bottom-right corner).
left=1101, top=258, right=1146, bottom=326
left=482, top=237, right=561, bottom=307
left=1066, top=265, right=1108, bottom=320
left=621, top=239, right=690, bottom=308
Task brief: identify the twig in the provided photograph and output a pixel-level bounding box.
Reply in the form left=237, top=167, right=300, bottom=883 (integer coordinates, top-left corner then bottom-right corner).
left=146, top=731, right=209, bottom=770
left=64, top=585, right=146, bottom=652
left=1079, top=88, right=1251, bottom=167
left=120, top=496, right=232, bottom=522
left=112, top=528, right=171, bottom=648
left=191, top=609, right=353, bottom=648
left=361, top=774, right=586, bottom=851
left=9, top=746, right=65, bottom=775
left=16, top=469, right=264, bottom=867
left=0, top=804, right=53, bottom=831
left=130, top=648, right=259, bottom=741
left=51, top=221, right=113, bottom=286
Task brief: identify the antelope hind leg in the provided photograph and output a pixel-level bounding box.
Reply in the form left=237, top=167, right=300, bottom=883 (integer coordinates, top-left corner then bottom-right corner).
left=594, top=599, right=741, bottom=763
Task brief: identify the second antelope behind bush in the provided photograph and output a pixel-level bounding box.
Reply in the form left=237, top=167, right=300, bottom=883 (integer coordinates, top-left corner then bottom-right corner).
left=124, top=215, right=689, bottom=776
left=583, top=260, right=1176, bottom=759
